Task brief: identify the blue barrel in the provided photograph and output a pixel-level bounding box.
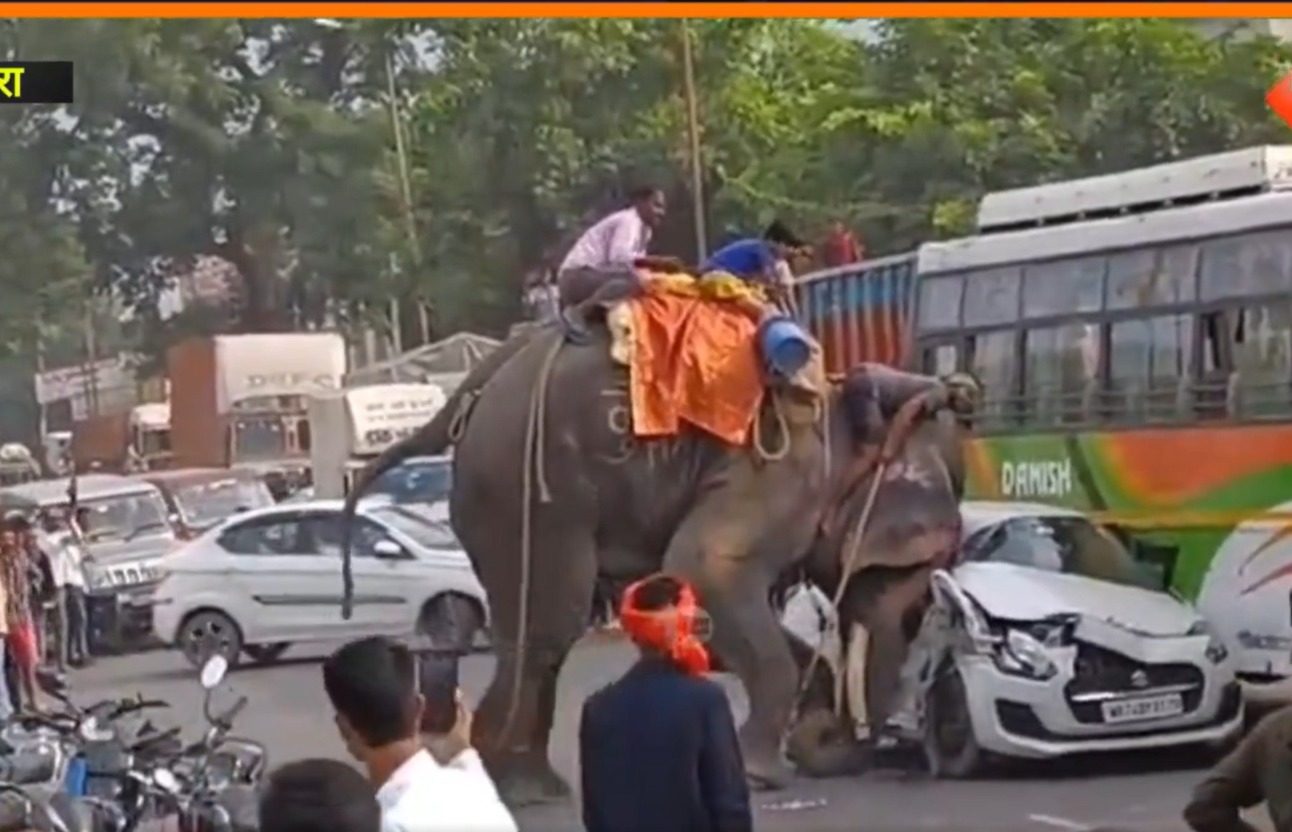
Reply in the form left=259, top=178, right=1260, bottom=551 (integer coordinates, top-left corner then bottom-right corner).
left=759, top=316, right=813, bottom=379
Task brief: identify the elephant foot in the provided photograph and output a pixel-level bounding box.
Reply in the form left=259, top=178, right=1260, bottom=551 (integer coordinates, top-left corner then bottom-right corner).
left=744, top=751, right=793, bottom=792
left=785, top=708, right=872, bottom=779
left=492, top=757, right=571, bottom=808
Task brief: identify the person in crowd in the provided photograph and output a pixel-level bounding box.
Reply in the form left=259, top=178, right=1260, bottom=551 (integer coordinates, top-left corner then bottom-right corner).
left=259, top=758, right=382, bottom=832
left=820, top=218, right=863, bottom=268
left=14, top=517, right=53, bottom=667
left=37, top=511, right=90, bottom=671
left=555, top=185, right=678, bottom=339
left=1183, top=703, right=1292, bottom=832
left=0, top=543, right=12, bottom=722
left=557, top=185, right=666, bottom=304
left=0, top=521, right=38, bottom=711
left=703, top=219, right=807, bottom=284
left=578, top=573, right=751, bottom=832
left=321, top=636, right=516, bottom=832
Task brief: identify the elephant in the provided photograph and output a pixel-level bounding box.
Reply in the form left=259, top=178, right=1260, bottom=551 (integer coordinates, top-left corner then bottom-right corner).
left=785, top=365, right=974, bottom=776
left=339, top=319, right=970, bottom=803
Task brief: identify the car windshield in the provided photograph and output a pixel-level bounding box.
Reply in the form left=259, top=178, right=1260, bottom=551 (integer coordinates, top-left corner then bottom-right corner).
left=233, top=417, right=288, bottom=459
left=370, top=505, right=459, bottom=551
left=368, top=459, right=452, bottom=505
left=968, top=515, right=1160, bottom=591
left=175, top=479, right=275, bottom=527
left=78, top=491, right=171, bottom=542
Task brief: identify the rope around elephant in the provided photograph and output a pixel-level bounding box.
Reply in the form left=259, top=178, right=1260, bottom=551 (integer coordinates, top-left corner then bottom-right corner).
left=494, top=332, right=563, bottom=752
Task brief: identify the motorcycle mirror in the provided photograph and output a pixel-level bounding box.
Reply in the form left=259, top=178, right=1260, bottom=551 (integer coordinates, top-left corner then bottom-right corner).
left=200, top=655, right=228, bottom=690
left=152, top=768, right=179, bottom=794
left=79, top=716, right=103, bottom=742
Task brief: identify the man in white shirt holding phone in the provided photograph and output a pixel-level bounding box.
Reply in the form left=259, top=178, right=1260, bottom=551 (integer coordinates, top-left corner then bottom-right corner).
left=322, top=637, right=517, bottom=832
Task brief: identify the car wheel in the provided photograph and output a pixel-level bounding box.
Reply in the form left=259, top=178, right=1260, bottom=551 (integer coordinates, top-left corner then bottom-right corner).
left=243, top=643, right=291, bottom=665
left=179, top=610, right=244, bottom=670
left=922, top=663, right=986, bottom=778
left=418, top=594, right=484, bottom=653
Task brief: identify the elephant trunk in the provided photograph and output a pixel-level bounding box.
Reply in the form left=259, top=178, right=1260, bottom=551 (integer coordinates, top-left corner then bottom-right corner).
left=339, top=328, right=542, bottom=619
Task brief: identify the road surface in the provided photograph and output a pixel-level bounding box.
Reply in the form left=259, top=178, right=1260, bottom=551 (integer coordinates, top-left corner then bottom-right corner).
left=65, top=636, right=1274, bottom=832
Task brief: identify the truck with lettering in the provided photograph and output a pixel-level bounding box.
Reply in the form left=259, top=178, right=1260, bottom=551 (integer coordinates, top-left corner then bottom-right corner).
left=307, top=383, right=447, bottom=499
left=71, top=403, right=173, bottom=474
left=167, top=333, right=347, bottom=487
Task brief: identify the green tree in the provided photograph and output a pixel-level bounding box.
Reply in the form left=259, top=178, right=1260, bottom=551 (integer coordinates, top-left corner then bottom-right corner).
left=18, top=18, right=403, bottom=338
left=816, top=19, right=1292, bottom=250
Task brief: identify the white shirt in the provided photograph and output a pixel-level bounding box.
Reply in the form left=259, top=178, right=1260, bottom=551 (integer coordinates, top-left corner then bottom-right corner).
left=558, top=208, right=650, bottom=272
left=37, top=530, right=86, bottom=590
left=376, top=750, right=517, bottom=832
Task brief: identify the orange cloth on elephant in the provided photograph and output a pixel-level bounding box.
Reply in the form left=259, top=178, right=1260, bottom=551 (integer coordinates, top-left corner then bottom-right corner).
left=626, top=280, right=763, bottom=445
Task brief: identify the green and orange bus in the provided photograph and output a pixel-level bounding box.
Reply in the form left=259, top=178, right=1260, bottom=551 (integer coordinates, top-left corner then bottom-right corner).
left=795, top=145, right=1292, bottom=680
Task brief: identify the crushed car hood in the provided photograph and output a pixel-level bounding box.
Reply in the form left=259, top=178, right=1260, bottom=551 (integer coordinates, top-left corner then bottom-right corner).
left=953, top=562, right=1202, bottom=637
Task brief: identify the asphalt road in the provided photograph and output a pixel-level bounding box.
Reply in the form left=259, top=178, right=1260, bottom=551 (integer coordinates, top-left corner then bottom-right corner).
left=63, top=636, right=1276, bottom=832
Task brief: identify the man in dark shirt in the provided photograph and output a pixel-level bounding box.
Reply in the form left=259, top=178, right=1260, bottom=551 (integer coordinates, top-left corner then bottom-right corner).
left=1184, top=703, right=1292, bottom=832
left=579, top=573, right=752, bottom=832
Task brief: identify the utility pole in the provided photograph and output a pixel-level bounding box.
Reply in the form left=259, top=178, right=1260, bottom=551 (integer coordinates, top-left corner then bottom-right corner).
left=386, top=49, right=418, bottom=355
left=680, top=20, right=707, bottom=262
left=33, top=320, right=46, bottom=440
left=81, top=301, right=100, bottom=418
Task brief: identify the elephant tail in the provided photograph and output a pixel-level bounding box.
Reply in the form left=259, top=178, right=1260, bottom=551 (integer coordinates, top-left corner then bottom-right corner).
left=338, top=326, right=544, bottom=620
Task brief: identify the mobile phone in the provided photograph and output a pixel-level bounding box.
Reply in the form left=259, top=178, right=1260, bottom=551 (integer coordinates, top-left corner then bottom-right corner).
left=417, top=652, right=460, bottom=735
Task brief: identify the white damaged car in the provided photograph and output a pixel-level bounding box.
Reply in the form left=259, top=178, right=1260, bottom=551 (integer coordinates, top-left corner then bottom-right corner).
left=783, top=501, right=1243, bottom=777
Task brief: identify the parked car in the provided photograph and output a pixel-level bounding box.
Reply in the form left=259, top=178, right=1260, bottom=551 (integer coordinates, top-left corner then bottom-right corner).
left=135, top=467, right=276, bottom=539
left=0, top=473, right=178, bottom=655
left=151, top=498, right=488, bottom=668
left=289, top=455, right=451, bottom=506
left=782, top=501, right=1243, bottom=777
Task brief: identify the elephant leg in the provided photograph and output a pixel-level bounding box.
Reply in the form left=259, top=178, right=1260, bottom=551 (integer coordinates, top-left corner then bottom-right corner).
left=663, top=537, right=797, bottom=791
left=468, top=522, right=598, bottom=807
left=850, top=564, right=934, bottom=740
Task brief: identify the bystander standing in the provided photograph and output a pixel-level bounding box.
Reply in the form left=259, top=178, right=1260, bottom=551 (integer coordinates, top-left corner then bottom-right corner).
left=579, top=573, right=752, bottom=832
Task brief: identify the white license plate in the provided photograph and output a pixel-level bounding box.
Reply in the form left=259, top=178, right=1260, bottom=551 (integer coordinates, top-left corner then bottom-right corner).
left=1100, top=693, right=1184, bottom=724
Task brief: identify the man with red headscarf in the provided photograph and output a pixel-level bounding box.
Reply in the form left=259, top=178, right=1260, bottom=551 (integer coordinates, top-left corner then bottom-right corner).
left=578, top=573, right=752, bottom=832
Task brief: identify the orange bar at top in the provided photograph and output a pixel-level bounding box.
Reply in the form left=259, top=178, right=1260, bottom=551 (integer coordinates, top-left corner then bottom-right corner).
left=14, top=3, right=1292, bottom=19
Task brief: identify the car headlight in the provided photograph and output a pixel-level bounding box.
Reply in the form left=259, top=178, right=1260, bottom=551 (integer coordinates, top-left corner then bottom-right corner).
left=1188, top=620, right=1230, bottom=664
left=993, top=628, right=1058, bottom=680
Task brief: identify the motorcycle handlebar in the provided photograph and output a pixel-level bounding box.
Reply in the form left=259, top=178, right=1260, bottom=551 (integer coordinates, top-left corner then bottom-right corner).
left=218, top=697, right=248, bottom=727
left=110, top=699, right=170, bottom=719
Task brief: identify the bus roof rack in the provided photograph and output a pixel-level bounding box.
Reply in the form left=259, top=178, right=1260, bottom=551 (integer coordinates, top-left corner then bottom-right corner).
left=976, top=145, right=1292, bottom=233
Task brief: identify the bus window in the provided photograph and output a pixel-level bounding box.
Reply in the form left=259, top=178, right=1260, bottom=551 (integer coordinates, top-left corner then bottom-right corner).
left=962, top=267, right=1022, bottom=327
left=1107, top=314, right=1192, bottom=423
left=1022, top=256, right=1104, bottom=318
left=1023, top=323, right=1099, bottom=426
left=1105, top=248, right=1162, bottom=309
left=1230, top=300, right=1292, bottom=416
left=969, top=331, right=1018, bottom=427
left=1201, top=231, right=1292, bottom=301
left=916, top=274, right=963, bottom=331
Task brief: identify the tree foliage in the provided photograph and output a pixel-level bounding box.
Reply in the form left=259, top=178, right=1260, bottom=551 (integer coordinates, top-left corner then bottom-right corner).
left=0, top=17, right=1288, bottom=366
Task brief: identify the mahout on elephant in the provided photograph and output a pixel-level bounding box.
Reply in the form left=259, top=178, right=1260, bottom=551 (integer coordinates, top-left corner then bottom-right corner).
left=339, top=291, right=972, bottom=803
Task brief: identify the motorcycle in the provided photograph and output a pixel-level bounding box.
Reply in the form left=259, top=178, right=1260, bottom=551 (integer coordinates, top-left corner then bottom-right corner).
left=138, top=655, right=264, bottom=832
left=0, top=656, right=263, bottom=832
